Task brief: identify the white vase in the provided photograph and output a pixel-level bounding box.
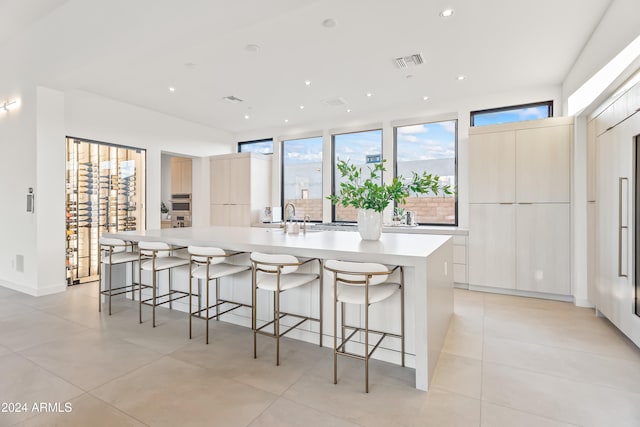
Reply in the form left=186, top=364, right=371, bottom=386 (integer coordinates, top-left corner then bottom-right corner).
left=357, top=209, right=382, bottom=240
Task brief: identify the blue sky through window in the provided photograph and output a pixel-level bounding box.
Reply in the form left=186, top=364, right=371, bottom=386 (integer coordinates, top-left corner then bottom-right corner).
left=334, top=130, right=382, bottom=165
left=396, top=121, right=456, bottom=162
left=472, top=105, right=550, bottom=126
left=238, top=139, right=273, bottom=154
left=282, top=137, right=323, bottom=163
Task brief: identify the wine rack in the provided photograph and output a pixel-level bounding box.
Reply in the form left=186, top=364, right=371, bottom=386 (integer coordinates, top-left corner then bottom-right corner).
left=65, top=137, right=146, bottom=285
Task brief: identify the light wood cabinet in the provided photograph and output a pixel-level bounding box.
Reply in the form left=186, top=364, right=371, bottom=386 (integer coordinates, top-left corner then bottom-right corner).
left=468, top=131, right=515, bottom=203
left=516, top=204, right=570, bottom=294
left=468, top=204, right=516, bottom=289
left=210, top=152, right=271, bottom=226
left=516, top=126, right=571, bottom=203
left=171, top=157, right=192, bottom=194
left=468, top=117, right=573, bottom=296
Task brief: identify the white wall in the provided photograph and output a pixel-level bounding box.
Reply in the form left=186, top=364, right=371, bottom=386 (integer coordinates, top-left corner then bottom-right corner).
left=0, top=83, right=38, bottom=293
left=36, top=87, right=66, bottom=295
left=0, top=86, right=235, bottom=295
left=562, top=0, right=640, bottom=107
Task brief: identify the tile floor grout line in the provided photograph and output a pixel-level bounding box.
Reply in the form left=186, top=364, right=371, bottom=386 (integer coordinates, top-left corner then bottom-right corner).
left=86, top=391, right=152, bottom=427
left=480, top=400, right=583, bottom=427
left=481, top=358, right=640, bottom=397
left=480, top=329, right=640, bottom=364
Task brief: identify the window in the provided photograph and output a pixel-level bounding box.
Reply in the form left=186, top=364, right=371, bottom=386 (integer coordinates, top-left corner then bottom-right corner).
left=332, top=129, right=383, bottom=222
left=282, top=136, right=323, bottom=222
left=471, top=101, right=552, bottom=127
left=238, top=138, right=273, bottom=154
left=395, top=120, right=457, bottom=225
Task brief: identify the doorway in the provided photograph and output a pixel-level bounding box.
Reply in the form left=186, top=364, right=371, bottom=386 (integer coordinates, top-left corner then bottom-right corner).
left=65, top=137, right=146, bottom=285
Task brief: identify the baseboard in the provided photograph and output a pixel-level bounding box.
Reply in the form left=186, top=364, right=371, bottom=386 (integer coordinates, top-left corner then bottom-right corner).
left=468, top=284, right=574, bottom=302
left=574, top=297, right=595, bottom=308
left=0, top=280, right=66, bottom=296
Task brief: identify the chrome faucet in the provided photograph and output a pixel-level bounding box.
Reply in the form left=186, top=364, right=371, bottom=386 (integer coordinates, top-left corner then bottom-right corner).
left=284, top=202, right=296, bottom=233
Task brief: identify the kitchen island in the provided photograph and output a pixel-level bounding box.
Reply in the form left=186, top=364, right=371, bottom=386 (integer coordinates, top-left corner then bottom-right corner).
left=104, top=226, right=453, bottom=391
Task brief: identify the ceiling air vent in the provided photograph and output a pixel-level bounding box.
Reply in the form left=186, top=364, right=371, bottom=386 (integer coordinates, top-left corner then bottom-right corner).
left=393, top=53, right=424, bottom=69
left=223, top=95, right=244, bottom=103
left=322, top=97, right=348, bottom=107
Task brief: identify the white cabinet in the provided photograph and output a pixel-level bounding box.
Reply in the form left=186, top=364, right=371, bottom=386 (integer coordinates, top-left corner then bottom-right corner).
left=468, top=117, right=573, bottom=296
left=594, top=113, right=640, bottom=347
left=171, top=157, right=192, bottom=194
left=210, top=153, right=271, bottom=226
left=468, top=204, right=516, bottom=289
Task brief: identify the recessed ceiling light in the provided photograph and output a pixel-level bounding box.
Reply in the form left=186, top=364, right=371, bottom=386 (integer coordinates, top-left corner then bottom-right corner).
left=322, top=18, right=336, bottom=28
left=366, top=93, right=372, bottom=97
left=457, top=75, right=466, bottom=81
left=305, top=80, right=311, bottom=86
left=284, top=119, right=289, bottom=123
left=346, top=109, right=352, bottom=113
left=245, top=44, right=260, bottom=52
left=423, top=96, right=430, bottom=101
left=299, top=105, right=305, bottom=110
left=168, top=87, right=175, bottom=92
left=440, top=9, right=454, bottom=18
left=244, top=114, right=250, bottom=119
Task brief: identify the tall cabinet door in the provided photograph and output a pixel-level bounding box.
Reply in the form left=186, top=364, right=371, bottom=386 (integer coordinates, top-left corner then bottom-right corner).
left=516, top=126, right=571, bottom=203
left=468, top=131, right=515, bottom=203
left=516, top=204, right=570, bottom=294
left=468, top=204, right=516, bottom=289
left=595, top=122, right=633, bottom=324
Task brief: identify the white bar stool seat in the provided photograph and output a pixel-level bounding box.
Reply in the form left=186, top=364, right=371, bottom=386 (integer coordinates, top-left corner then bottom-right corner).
left=187, top=246, right=251, bottom=344
left=138, top=241, right=189, bottom=327
left=99, top=237, right=143, bottom=315
left=324, top=259, right=405, bottom=393
left=251, top=252, right=323, bottom=365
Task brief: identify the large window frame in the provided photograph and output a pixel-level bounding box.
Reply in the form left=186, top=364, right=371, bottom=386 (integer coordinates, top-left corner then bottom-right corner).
left=393, top=119, right=458, bottom=226
left=331, top=129, right=383, bottom=223
left=237, top=138, right=273, bottom=154
left=280, top=136, right=324, bottom=222
left=470, top=101, right=553, bottom=127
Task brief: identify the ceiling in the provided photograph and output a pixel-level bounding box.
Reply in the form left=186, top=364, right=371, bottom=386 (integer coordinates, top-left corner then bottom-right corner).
left=1, top=0, right=612, bottom=134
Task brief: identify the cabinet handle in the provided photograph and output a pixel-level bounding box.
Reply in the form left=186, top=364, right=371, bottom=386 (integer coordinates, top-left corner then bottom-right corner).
left=499, top=202, right=514, bottom=205
left=618, top=177, right=629, bottom=278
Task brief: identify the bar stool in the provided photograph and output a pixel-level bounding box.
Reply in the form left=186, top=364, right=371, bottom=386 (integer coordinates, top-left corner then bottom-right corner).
left=250, top=252, right=322, bottom=365
left=324, top=260, right=405, bottom=393
left=99, top=237, right=143, bottom=315
left=138, top=241, right=190, bottom=327
left=188, top=246, right=251, bottom=344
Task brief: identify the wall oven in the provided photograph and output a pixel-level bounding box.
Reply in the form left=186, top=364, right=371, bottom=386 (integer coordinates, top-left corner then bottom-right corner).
left=170, top=193, right=191, bottom=212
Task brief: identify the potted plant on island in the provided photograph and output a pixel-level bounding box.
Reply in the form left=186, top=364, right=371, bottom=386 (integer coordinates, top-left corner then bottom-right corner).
left=328, top=159, right=453, bottom=240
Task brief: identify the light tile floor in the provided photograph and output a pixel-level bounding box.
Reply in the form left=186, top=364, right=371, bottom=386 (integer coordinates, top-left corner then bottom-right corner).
left=0, top=284, right=639, bottom=426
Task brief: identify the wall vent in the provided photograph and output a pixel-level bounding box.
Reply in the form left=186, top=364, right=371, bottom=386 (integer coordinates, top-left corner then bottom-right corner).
left=393, top=53, right=425, bottom=69
left=222, top=95, right=244, bottom=103
left=322, top=97, right=348, bottom=107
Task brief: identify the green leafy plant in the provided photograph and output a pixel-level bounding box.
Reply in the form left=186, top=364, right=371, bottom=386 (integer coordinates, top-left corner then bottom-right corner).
left=327, top=159, right=454, bottom=213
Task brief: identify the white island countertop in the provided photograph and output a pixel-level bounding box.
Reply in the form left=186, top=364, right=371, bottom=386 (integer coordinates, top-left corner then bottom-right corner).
left=104, top=226, right=454, bottom=391
left=108, top=226, right=451, bottom=265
